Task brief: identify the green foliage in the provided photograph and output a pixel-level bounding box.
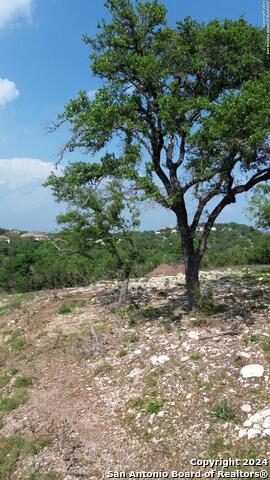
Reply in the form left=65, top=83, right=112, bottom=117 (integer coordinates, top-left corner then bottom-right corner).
left=57, top=300, right=90, bottom=315
left=45, top=0, right=270, bottom=309
left=14, top=375, right=33, bottom=388
left=128, top=334, right=140, bottom=344
left=94, top=362, right=113, bottom=375
left=24, top=474, right=59, bottom=480
left=45, top=172, right=141, bottom=288
left=57, top=303, right=73, bottom=315
left=145, top=373, right=158, bottom=388
left=210, top=398, right=235, bottom=422
left=7, top=329, right=27, bottom=351
left=0, top=224, right=269, bottom=295
left=262, top=337, right=270, bottom=353
left=0, top=237, right=92, bottom=293
left=0, top=368, right=18, bottom=388
left=247, top=184, right=270, bottom=229
left=0, top=435, right=51, bottom=479
left=190, top=351, right=201, bottom=361
left=145, top=399, right=162, bottom=414
left=0, top=392, right=27, bottom=412
left=118, top=349, right=128, bottom=358
left=127, top=396, right=164, bottom=414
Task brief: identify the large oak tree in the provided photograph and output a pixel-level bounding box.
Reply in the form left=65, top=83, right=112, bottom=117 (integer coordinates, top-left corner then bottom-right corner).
left=48, top=0, right=270, bottom=309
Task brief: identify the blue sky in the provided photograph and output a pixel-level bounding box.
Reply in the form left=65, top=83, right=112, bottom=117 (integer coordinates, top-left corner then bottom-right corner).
left=0, top=0, right=263, bottom=231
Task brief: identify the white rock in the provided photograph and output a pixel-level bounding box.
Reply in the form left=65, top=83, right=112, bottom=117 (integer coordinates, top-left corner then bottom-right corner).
left=157, top=411, right=164, bottom=418
left=243, top=419, right=253, bottom=428
left=186, top=393, right=192, bottom=400
left=238, top=351, right=251, bottom=359
left=253, top=423, right=262, bottom=430
left=240, top=364, right=264, bottom=379
left=127, top=368, right=143, bottom=378
left=263, top=428, right=270, bottom=436
left=238, top=429, right=247, bottom=438
left=150, top=354, right=170, bottom=366
left=182, top=342, right=191, bottom=351
left=188, top=331, right=200, bottom=340
left=247, top=428, right=261, bottom=439
left=181, top=356, right=190, bottom=362
left=241, top=404, right=252, bottom=413
left=252, top=408, right=270, bottom=423
left=262, top=417, right=270, bottom=429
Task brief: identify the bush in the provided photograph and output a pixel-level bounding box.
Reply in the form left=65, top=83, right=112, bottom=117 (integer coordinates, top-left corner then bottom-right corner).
left=210, top=398, right=235, bottom=422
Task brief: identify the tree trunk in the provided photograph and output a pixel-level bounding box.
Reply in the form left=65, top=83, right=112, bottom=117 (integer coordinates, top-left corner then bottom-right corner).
left=178, top=224, right=201, bottom=311
left=118, top=277, right=129, bottom=308
left=184, top=254, right=200, bottom=311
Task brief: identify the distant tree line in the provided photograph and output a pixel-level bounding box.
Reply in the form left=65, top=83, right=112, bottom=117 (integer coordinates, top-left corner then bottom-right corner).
left=0, top=223, right=269, bottom=293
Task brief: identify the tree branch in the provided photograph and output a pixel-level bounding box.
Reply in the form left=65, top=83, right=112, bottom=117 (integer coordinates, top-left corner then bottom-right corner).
left=197, top=167, right=270, bottom=257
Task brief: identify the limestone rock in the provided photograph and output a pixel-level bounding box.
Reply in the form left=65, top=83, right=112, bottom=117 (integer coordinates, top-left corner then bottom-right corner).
left=127, top=368, right=143, bottom=378
left=239, top=407, right=270, bottom=439
left=247, top=428, right=261, bottom=439
left=187, top=331, right=200, bottom=341
left=241, top=404, right=252, bottom=413
left=150, top=354, right=170, bottom=366
left=240, top=364, right=264, bottom=379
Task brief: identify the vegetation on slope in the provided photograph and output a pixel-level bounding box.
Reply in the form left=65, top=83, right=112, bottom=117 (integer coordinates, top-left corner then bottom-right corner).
left=0, top=223, right=269, bottom=293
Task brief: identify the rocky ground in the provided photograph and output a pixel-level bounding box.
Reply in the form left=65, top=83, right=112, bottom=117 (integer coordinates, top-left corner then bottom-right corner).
left=0, top=266, right=269, bottom=479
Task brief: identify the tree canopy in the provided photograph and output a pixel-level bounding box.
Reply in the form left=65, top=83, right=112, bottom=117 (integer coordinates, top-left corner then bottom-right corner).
left=49, top=0, right=270, bottom=308
left=247, top=183, right=270, bottom=230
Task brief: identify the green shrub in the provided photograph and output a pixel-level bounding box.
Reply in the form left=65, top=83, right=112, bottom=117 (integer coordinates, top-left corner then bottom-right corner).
left=262, top=337, right=270, bottom=353
left=7, top=329, right=27, bottom=351
left=57, top=303, right=73, bottom=315
left=145, top=399, right=162, bottom=414
left=0, top=435, right=52, bottom=479
left=94, top=362, right=112, bottom=375
left=145, top=373, right=158, bottom=387
left=15, top=375, right=33, bottom=388
left=128, top=335, right=140, bottom=344
left=118, top=349, right=128, bottom=358
left=210, top=398, right=235, bottom=422
left=0, top=392, right=27, bottom=412
left=0, top=368, right=18, bottom=389
left=190, top=351, right=201, bottom=361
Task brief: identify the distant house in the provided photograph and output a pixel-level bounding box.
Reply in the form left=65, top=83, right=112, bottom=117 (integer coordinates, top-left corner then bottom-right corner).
left=21, top=231, right=47, bottom=241
left=9, top=229, right=21, bottom=236
left=160, top=225, right=174, bottom=231
left=0, top=235, right=10, bottom=244
left=196, top=225, right=217, bottom=232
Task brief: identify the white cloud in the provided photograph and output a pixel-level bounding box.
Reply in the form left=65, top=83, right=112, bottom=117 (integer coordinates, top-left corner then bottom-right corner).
left=0, top=78, right=19, bottom=107
left=0, top=157, right=58, bottom=189
left=0, top=0, right=33, bottom=28
left=0, top=157, right=63, bottom=231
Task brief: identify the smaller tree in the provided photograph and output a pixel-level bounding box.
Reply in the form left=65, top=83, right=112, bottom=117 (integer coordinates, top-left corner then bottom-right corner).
left=45, top=163, right=140, bottom=306
left=247, top=184, right=270, bottom=230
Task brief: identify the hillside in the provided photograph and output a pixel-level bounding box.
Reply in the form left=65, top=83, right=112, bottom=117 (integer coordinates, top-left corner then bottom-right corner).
left=0, top=223, right=269, bottom=294
left=0, top=266, right=269, bottom=478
